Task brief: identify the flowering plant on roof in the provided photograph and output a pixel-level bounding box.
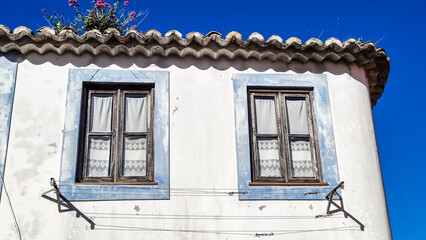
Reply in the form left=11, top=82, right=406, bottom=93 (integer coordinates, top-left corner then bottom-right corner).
left=42, top=0, right=147, bottom=34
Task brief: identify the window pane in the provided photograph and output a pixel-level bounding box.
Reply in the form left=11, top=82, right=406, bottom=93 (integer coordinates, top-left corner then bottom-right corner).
left=286, top=98, right=309, bottom=135
left=87, top=136, right=111, bottom=177
left=255, top=97, right=277, bottom=134
left=290, top=138, right=314, bottom=178
left=90, top=94, right=113, bottom=132
left=123, top=136, right=147, bottom=177
left=257, top=138, right=281, bottom=177
left=125, top=94, right=148, bottom=132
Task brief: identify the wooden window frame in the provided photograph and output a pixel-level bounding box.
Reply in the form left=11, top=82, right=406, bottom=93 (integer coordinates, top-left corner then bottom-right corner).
left=248, top=89, right=323, bottom=184
left=76, top=83, right=155, bottom=184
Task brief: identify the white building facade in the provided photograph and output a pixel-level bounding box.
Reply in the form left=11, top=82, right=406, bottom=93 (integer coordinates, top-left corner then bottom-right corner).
left=0, top=26, right=391, bottom=239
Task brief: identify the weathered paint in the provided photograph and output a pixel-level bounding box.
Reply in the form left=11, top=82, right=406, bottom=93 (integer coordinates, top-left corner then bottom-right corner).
left=0, top=53, right=391, bottom=240
left=233, top=73, right=339, bottom=200
left=59, top=69, right=170, bottom=200
left=0, top=52, right=18, bottom=200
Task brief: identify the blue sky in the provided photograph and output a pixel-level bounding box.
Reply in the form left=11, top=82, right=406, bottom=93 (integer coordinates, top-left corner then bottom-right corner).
left=1, top=0, right=425, bottom=239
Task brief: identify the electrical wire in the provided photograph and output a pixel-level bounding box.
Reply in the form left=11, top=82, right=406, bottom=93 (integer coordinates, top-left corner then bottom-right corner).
left=93, top=224, right=360, bottom=236
left=0, top=170, right=22, bottom=240
left=85, top=212, right=346, bottom=220
left=44, top=180, right=354, bottom=237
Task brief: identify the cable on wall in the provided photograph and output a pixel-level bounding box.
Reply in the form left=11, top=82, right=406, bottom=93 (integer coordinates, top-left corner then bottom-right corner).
left=0, top=170, right=22, bottom=240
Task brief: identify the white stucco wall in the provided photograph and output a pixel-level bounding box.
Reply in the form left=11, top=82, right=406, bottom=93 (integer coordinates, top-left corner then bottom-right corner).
left=0, top=53, right=391, bottom=240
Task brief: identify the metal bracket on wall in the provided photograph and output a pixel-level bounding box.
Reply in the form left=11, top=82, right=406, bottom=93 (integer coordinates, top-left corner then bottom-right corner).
left=41, top=178, right=95, bottom=229
left=325, top=181, right=344, bottom=214
left=41, top=178, right=62, bottom=212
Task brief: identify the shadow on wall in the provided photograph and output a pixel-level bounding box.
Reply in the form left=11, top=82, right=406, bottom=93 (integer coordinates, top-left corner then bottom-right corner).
left=327, top=200, right=366, bottom=231
left=41, top=193, right=95, bottom=229
left=21, top=52, right=368, bottom=88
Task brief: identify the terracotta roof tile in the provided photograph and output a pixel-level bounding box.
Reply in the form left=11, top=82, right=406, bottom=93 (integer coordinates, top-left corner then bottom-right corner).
left=0, top=25, right=390, bottom=106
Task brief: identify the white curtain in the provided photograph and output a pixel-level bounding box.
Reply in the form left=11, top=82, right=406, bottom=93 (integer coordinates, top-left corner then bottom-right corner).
left=255, top=98, right=277, bottom=134
left=123, top=136, right=147, bottom=177
left=257, top=139, right=281, bottom=177
left=125, top=95, right=148, bottom=132
left=90, top=95, right=112, bottom=132
left=286, top=99, right=308, bottom=135
left=290, top=139, right=314, bottom=177
left=87, top=136, right=111, bottom=177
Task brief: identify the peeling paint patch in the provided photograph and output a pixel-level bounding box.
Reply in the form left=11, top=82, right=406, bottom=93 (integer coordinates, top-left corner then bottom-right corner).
left=258, top=205, right=266, bottom=211
left=0, top=52, right=18, bottom=201
left=309, top=204, right=313, bottom=210
left=134, top=205, right=140, bottom=212
left=48, top=142, right=57, bottom=148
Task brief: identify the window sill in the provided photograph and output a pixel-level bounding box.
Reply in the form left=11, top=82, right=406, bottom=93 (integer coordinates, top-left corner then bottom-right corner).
left=75, top=181, right=159, bottom=185
left=249, top=182, right=329, bottom=186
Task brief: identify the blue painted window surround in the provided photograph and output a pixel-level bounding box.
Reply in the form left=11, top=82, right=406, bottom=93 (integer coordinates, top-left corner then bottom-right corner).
left=59, top=69, right=169, bottom=201
left=0, top=52, right=18, bottom=201
left=233, top=74, right=340, bottom=200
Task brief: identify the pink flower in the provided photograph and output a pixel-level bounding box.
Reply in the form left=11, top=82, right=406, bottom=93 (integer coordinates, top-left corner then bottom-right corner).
left=124, top=1, right=129, bottom=6
left=42, top=9, right=46, bottom=12
left=94, top=0, right=111, bottom=8
left=129, top=11, right=136, bottom=18
left=130, top=25, right=137, bottom=30
left=68, top=0, right=79, bottom=7
left=53, top=11, right=57, bottom=14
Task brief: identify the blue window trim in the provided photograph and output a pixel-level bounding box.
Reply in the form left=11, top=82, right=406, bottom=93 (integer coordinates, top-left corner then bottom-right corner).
left=0, top=52, right=18, bottom=201
left=59, top=69, right=170, bottom=201
left=233, top=73, right=340, bottom=200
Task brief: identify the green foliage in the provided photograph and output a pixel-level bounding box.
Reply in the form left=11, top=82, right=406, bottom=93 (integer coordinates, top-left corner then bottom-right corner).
left=42, top=0, right=147, bottom=34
